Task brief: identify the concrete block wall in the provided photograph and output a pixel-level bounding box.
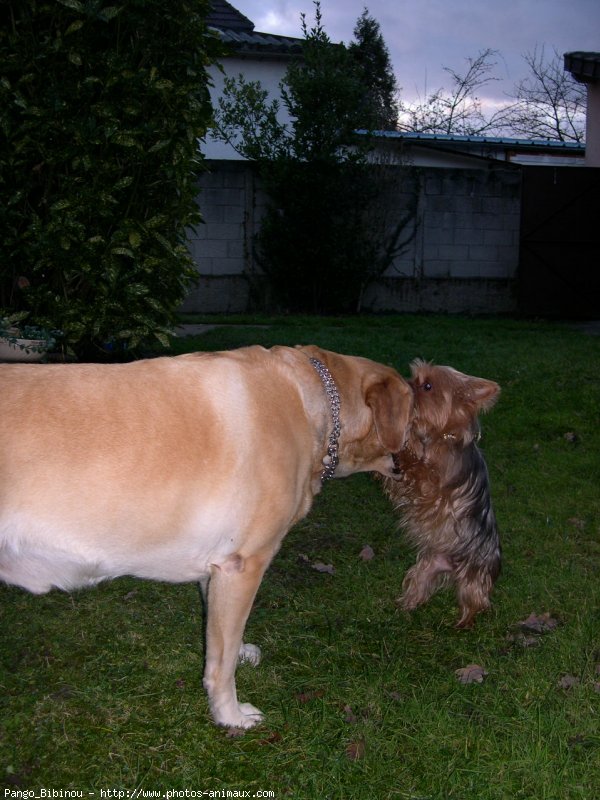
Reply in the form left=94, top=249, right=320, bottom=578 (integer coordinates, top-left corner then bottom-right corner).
left=423, top=169, right=521, bottom=281
left=381, top=168, right=521, bottom=279
left=182, top=162, right=256, bottom=313
left=183, top=162, right=522, bottom=314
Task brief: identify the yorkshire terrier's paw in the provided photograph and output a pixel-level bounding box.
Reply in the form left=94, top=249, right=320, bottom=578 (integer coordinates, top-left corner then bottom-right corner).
left=397, top=594, right=418, bottom=611
left=396, top=585, right=430, bottom=611
left=455, top=611, right=477, bottom=629
left=398, top=562, right=444, bottom=611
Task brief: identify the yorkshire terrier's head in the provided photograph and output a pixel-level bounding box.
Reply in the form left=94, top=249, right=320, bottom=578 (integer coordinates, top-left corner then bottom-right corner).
left=409, top=360, right=500, bottom=445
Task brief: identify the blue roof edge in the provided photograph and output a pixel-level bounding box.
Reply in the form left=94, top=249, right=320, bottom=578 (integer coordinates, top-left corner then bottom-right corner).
left=356, top=130, right=585, bottom=151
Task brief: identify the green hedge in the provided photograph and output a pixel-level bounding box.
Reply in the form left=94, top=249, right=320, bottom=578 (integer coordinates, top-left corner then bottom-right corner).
left=0, top=0, right=220, bottom=357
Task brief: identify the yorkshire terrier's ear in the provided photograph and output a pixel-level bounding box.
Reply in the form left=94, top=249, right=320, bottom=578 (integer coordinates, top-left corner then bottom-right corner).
left=409, top=358, right=429, bottom=378
left=469, top=377, right=500, bottom=411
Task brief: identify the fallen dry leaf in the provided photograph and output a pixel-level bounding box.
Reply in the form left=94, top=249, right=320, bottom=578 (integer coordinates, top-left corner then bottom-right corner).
left=557, top=674, right=580, bottom=690
left=342, top=704, right=358, bottom=724
left=567, top=517, right=586, bottom=530
left=455, top=664, right=488, bottom=684
left=225, top=727, right=246, bottom=738
left=296, top=689, right=325, bottom=704
left=345, top=739, right=366, bottom=761
left=312, top=561, right=335, bottom=574
left=517, top=612, right=559, bottom=634
left=506, top=632, right=540, bottom=648
left=358, top=544, right=375, bottom=561
left=564, top=431, right=578, bottom=443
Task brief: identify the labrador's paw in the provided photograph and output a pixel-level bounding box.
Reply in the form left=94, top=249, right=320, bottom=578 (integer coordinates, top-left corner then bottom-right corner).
left=214, top=701, right=264, bottom=729
left=238, top=642, right=261, bottom=666
left=237, top=702, right=264, bottom=726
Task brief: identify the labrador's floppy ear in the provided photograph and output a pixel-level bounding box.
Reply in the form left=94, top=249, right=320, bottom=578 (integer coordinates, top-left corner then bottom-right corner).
left=365, top=374, right=413, bottom=453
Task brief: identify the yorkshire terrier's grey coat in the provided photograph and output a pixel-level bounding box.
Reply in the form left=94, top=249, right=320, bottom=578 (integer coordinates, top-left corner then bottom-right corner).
left=383, top=360, right=501, bottom=628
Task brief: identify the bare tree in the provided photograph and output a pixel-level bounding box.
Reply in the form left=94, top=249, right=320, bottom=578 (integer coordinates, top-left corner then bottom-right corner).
left=398, top=49, right=509, bottom=135
left=502, top=46, right=586, bottom=142
left=398, top=45, right=586, bottom=141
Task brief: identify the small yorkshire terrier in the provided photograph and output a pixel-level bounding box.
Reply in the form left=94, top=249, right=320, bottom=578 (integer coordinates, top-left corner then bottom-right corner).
left=383, top=360, right=501, bottom=628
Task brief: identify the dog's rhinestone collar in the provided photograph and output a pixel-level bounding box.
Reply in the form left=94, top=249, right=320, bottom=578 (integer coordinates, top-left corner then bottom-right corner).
left=309, top=357, right=341, bottom=483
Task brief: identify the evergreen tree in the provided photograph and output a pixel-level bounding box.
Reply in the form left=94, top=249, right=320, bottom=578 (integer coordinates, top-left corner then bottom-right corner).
left=0, top=0, right=219, bottom=358
left=283, top=6, right=371, bottom=161
left=216, top=4, right=377, bottom=312
left=349, top=9, right=399, bottom=131
left=214, top=3, right=415, bottom=313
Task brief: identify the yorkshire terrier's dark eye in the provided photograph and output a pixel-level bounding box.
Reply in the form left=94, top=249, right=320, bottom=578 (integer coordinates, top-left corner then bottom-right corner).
left=422, top=382, right=432, bottom=391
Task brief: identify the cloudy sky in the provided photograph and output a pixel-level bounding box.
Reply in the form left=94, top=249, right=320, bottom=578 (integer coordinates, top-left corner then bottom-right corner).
left=229, top=0, right=600, bottom=106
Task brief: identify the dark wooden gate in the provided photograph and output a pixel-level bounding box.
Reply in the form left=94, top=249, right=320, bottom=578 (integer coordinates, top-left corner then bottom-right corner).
left=518, top=166, right=600, bottom=318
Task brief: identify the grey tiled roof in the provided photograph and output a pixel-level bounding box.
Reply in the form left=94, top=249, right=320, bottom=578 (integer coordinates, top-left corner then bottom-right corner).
left=208, top=0, right=303, bottom=57
left=207, top=0, right=254, bottom=32
left=564, top=51, right=600, bottom=84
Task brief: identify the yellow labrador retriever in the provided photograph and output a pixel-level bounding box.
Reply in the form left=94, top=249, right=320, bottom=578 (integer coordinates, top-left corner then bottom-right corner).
left=0, top=345, right=411, bottom=728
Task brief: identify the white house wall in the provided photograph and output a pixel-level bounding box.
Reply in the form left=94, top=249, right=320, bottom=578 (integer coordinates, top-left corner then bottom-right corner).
left=203, top=58, right=293, bottom=160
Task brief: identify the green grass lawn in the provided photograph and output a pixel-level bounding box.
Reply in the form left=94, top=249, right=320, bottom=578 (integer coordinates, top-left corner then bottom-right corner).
left=1, top=315, right=599, bottom=798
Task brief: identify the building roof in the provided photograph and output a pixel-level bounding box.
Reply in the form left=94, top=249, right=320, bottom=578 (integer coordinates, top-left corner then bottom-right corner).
left=207, top=0, right=254, bottom=31
left=357, top=130, right=585, bottom=167
left=564, top=52, right=600, bottom=84
left=207, top=0, right=303, bottom=58
left=368, top=131, right=585, bottom=153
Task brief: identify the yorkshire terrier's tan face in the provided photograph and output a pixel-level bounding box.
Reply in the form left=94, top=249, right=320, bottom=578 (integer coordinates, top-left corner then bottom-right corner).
left=409, top=360, right=500, bottom=438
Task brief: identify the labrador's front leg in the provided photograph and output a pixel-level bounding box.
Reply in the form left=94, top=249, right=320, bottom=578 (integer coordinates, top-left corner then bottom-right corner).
left=202, top=554, right=268, bottom=728
left=198, top=575, right=262, bottom=668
